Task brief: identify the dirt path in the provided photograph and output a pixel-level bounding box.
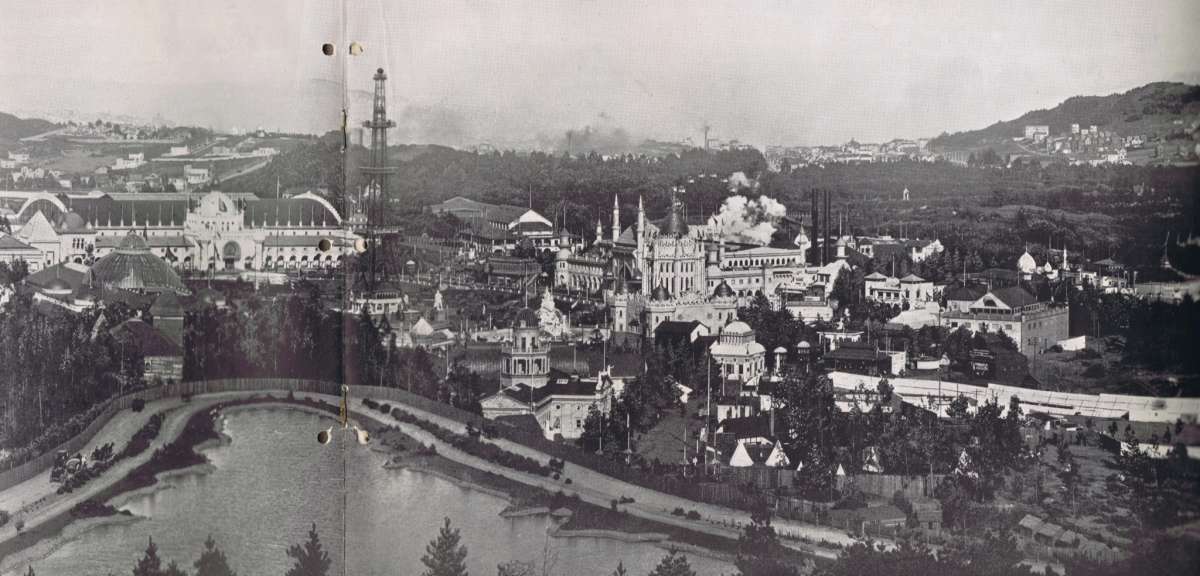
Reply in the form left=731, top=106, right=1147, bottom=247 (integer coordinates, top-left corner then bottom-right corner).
left=346, top=394, right=859, bottom=558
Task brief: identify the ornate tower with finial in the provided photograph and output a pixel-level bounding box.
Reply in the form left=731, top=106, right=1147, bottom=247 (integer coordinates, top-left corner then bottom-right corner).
left=612, top=194, right=620, bottom=243
left=360, top=68, right=397, bottom=291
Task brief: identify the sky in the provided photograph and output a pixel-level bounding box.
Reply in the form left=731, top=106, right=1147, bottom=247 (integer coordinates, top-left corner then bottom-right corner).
left=2, top=0, right=1198, bottom=147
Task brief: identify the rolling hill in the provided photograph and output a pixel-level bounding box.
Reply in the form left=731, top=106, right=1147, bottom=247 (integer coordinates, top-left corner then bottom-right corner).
left=0, top=111, right=56, bottom=145
left=930, top=82, right=1200, bottom=151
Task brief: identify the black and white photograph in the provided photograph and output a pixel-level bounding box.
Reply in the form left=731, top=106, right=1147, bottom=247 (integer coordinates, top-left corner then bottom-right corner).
left=0, top=1, right=1198, bottom=575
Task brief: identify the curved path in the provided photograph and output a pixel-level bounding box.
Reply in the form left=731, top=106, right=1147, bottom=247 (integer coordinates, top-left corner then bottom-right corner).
left=0, top=392, right=258, bottom=552
left=343, top=393, right=858, bottom=558
left=0, top=389, right=860, bottom=563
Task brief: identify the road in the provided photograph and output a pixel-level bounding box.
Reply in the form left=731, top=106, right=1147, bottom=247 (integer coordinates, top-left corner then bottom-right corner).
left=346, top=393, right=858, bottom=557
left=0, top=402, right=162, bottom=516
left=217, top=157, right=271, bottom=182
left=0, top=390, right=859, bottom=561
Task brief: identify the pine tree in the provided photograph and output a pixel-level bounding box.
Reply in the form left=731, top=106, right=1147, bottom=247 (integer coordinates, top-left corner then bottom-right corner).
left=194, top=535, right=237, bottom=576
left=420, top=517, right=469, bottom=576
left=610, top=562, right=628, bottom=576
left=133, top=537, right=164, bottom=576
left=648, top=550, right=696, bottom=576
left=285, top=523, right=331, bottom=576
left=25, top=565, right=33, bottom=576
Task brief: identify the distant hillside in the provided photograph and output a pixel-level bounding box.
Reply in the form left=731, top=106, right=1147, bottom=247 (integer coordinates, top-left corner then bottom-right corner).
left=930, top=82, right=1200, bottom=151
left=0, top=111, right=56, bottom=144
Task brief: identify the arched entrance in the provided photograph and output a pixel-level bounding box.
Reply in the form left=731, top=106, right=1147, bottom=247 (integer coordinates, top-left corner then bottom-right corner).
left=222, top=241, right=241, bottom=270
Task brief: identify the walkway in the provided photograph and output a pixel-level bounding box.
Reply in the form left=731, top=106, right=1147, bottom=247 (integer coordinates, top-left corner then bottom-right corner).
left=344, top=393, right=858, bottom=558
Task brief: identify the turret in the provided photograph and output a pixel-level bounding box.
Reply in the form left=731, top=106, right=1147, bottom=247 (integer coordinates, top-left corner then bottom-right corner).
left=612, top=194, right=620, bottom=243
left=636, top=195, right=645, bottom=268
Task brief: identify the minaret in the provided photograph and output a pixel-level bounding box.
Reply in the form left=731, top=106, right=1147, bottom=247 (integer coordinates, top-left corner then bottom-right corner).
left=595, top=216, right=603, bottom=245
left=636, top=195, right=646, bottom=270
left=360, top=68, right=397, bottom=291
left=612, top=195, right=620, bottom=243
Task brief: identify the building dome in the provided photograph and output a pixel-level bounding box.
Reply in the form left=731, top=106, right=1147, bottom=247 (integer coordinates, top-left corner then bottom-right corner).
left=1017, top=250, right=1037, bottom=274
left=712, top=280, right=735, bottom=299
left=44, top=277, right=72, bottom=295
left=660, top=187, right=689, bottom=237
left=797, top=340, right=811, bottom=349
left=91, top=232, right=188, bottom=295
left=513, top=307, right=540, bottom=329
left=774, top=346, right=788, bottom=354
left=61, top=211, right=88, bottom=232
left=556, top=245, right=572, bottom=260
left=651, top=285, right=673, bottom=301
left=725, top=321, right=752, bottom=335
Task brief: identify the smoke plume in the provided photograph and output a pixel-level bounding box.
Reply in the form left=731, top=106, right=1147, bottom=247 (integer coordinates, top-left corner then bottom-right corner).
left=708, top=194, right=787, bottom=246
left=726, top=171, right=757, bottom=192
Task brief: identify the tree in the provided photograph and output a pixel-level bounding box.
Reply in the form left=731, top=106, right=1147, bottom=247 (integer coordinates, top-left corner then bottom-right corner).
left=133, top=537, right=164, bottom=576
left=421, top=517, right=469, bottom=576
left=947, top=395, right=970, bottom=420
left=876, top=378, right=893, bottom=404
left=648, top=550, right=696, bottom=576
left=286, top=523, right=331, bottom=576
left=735, top=508, right=802, bottom=576
left=194, top=535, right=237, bottom=576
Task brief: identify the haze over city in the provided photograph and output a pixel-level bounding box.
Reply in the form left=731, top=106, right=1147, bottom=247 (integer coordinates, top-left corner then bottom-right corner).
left=2, top=0, right=1198, bottom=147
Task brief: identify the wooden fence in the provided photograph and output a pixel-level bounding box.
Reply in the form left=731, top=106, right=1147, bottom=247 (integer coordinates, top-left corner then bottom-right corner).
left=836, top=473, right=946, bottom=500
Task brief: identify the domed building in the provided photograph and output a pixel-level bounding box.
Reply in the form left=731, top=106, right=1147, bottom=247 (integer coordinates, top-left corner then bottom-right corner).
left=91, top=233, right=189, bottom=295
left=1017, top=249, right=1038, bottom=277
left=709, top=320, right=767, bottom=392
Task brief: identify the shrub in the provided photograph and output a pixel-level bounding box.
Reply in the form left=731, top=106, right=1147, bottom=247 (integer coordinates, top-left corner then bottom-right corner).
left=564, top=478, right=572, bottom=485
left=363, top=398, right=379, bottom=409
left=1082, top=363, right=1107, bottom=378
left=0, top=509, right=9, bottom=527
left=131, top=398, right=146, bottom=412
left=14, top=518, right=23, bottom=532
left=378, top=403, right=391, bottom=414
left=610, top=499, right=619, bottom=511
left=686, top=510, right=702, bottom=520
left=672, top=507, right=685, bottom=516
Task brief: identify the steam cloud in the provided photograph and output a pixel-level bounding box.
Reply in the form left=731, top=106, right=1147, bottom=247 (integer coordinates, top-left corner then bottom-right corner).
left=707, top=194, right=787, bottom=246
left=727, top=171, right=757, bottom=192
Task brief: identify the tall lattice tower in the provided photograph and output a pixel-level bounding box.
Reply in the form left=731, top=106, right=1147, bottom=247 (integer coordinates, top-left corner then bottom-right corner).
left=360, top=68, right=396, bottom=291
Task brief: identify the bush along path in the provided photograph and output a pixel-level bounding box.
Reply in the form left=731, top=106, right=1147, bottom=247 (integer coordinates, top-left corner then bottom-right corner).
left=363, top=399, right=559, bottom=479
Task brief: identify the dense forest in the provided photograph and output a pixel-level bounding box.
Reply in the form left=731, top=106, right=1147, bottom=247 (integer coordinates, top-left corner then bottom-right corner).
left=0, top=294, right=141, bottom=454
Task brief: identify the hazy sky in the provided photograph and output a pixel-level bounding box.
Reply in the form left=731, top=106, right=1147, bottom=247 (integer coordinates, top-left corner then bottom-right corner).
left=2, top=0, right=1198, bottom=147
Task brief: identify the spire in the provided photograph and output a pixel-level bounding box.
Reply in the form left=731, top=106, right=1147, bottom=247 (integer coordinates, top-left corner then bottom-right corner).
left=611, top=194, right=620, bottom=243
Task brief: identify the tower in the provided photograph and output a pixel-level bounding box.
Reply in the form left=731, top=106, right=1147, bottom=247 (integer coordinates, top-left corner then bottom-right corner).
left=360, top=68, right=397, bottom=291
left=612, top=194, right=620, bottom=243
left=636, top=195, right=646, bottom=270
